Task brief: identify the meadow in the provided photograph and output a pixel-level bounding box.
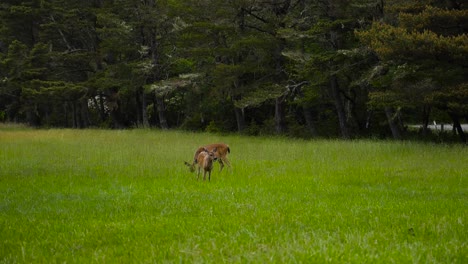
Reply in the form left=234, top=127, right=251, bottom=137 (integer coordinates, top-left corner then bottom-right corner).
left=0, top=127, right=466, bottom=263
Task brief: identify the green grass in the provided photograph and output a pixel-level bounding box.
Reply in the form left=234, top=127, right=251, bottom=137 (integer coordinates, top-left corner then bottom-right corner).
left=0, top=128, right=467, bottom=263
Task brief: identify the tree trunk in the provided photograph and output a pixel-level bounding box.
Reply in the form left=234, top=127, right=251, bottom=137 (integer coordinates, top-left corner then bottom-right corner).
left=109, top=109, right=123, bottom=129
left=80, top=99, right=90, bottom=128
left=422, top=105, right=431, bottom=136
left=76, top=101, right=83, bottom=128
left=141, top=90, right=149, bottom=128
left=27, top=104, right=41, bottom=127
left=365, top=110, right=372, bottom=130
left=135, top=88, right=148, bottom=128
left=64, top=103, right=69, bottom=127
left=107, top=89, right=123, bottom=128
left=273, top=35, right=287, bottom=135
left=234, top=107, right=245, bottom=133
left=449, top=113, right=466, bottom=143
left=385, top=107, right=402, bottom=140
left=72, top=102, right=78, bottom=128
left=135, top=90, right=142, bottom=127
left=98, top=93, right=106, bottom=123
left=275, top=96, right=286, bottom=134
left=330, top=76, right=350, bottom=139
left=303, top=106, right=317, bottom=137
left=152, top=99, right=158, bottom=125
left=156, top=96, right=168, bottom=129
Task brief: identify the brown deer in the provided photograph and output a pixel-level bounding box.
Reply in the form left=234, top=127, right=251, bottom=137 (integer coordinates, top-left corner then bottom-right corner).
left=184, top=148, right=217, bottom=181
left=191, top=143, right=231, bottom=172
left=184, top=143, right=231, bottom=173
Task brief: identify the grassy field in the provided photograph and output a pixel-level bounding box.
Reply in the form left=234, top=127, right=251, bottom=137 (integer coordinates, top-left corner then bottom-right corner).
left=0, top=127, right=467, bottom=263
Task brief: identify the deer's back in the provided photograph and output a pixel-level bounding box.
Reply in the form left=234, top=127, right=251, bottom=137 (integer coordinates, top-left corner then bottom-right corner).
left=203, top=143, right=230, bottom=156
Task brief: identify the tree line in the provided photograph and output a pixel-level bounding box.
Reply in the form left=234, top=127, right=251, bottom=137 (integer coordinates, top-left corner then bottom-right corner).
left=1, top=0, right=466, bottom=142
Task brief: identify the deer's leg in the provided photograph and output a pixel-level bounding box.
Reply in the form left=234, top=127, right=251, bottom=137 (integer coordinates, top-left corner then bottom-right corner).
left=218, top=160, right=224, bottom=172
left=222, top=157, right=231, bottom=168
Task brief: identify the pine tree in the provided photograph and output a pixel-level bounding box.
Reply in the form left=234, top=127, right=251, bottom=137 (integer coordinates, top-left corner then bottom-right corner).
left=357, top=1, right=468, bottom=141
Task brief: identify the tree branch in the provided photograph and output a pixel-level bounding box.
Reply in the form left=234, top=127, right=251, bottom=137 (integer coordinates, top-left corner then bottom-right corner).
left=50, top=15, right=73, bottom=51
left=241, top=7, right=270, bottom=24
left=243, top=24, right=275, bottom=36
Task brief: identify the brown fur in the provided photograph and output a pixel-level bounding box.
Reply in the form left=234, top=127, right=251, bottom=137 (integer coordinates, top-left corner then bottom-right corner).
left=193, top=143, right=231, bottom=171
left=191, top=148, right=216, bottom=181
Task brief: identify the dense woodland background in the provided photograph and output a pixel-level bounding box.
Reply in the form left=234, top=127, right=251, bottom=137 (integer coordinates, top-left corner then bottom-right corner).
left=0, top=0, right=466, bottom=142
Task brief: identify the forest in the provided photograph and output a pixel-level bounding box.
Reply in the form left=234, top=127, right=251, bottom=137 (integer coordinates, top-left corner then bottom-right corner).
left=0, top=0, right=467, bottom=141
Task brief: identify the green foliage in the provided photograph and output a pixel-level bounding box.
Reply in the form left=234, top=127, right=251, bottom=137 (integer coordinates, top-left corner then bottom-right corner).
left=95, top=12, right=135, bottom=56
left=356, top=1, right=467, bottom=141
left=431, top=83, right=468, bottom=114
left=205, top=120, right=221, bottom=133
left=357, top=23, right=467, bottom=64
left=2, top=40, right=29, bottom=80
left=0, top=0, right=466, bottom=141
left=234, top=84, right=285, bottom=109
left=399, top=6, right=468, bottom=36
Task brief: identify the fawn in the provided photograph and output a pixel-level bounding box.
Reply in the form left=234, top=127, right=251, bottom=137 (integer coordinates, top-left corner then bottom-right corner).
left=185, top=148, right=217, bottom=181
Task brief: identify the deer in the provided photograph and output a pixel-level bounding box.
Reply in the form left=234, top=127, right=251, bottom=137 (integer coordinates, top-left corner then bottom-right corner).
left=184, top=148, right=217, bottom=181
left=187, top=143, right=231, bottom=173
